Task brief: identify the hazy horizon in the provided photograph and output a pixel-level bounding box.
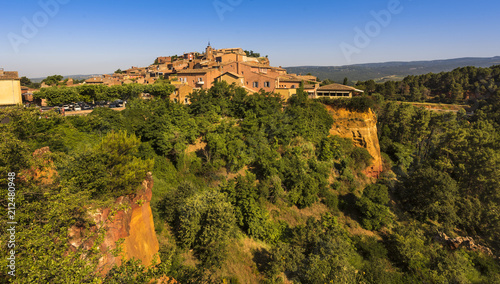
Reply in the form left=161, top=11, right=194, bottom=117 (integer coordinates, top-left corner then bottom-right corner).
left=1, top=0, right=499, bottom=78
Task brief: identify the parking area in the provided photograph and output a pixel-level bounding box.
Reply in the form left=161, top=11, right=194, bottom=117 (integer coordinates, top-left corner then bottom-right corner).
left=39, top=100, right=126, bottom=116
left=63, top=107, right=125, bottom=116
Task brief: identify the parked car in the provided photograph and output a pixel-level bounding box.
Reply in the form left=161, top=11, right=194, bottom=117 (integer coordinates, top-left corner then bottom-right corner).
left=109, top=103, right=119, bottom=108
left=73, top=105, right=81, bottom=111
left=82, top=105, right=92, bottom=110
left=62, top=105, right=70, bottom=111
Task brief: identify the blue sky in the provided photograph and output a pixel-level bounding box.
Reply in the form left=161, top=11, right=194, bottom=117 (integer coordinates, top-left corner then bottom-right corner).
left=1, top=0, right=499, bottom=78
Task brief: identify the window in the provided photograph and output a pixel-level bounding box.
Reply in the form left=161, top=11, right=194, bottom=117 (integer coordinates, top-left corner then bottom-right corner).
left=253, top=82, right=259, bottom=88
left=264, top=81, right=270, bottom=88
left=184, top=98, right=189, bottom=104
left=291, top=85, right=296, bottom=89
left=198, top=77, right=203, bottom=82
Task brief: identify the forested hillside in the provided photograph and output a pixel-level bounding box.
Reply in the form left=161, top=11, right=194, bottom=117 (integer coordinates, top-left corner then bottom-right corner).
left=286, top=56, right=500, bottom=82
left=355, top=65, right=500, bottom=105
left=1, top=76, right=500, bottom=283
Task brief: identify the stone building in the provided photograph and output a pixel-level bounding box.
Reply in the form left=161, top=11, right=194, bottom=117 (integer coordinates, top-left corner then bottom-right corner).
left=0, top=69, right=22, bottom=106
left=315, top=83, right=364, bottom=98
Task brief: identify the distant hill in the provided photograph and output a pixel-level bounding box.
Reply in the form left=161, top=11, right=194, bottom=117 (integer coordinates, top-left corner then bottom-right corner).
left=285, top=56, right=500, bottom=83
left=30, top=74, right=102, bottom=83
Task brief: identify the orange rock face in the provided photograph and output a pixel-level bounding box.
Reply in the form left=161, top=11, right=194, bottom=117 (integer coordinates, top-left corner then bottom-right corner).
left=324, top=105, right=383, bottom=178
left=68, top=172, right=160, bottom=275
left=25, top=148, right=161, bottom=277
left=123, top=175, right=159, bottom=270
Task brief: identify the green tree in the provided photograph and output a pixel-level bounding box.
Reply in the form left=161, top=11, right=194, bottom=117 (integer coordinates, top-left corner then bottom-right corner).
left=143, top=83, right=175, bottom=99
left=401, top=166, right=458, bottom=225
left=42, top=74, right=64, bottom=86
left=356, top=184, right=393, bottom=230
left=177, top=190, right=236, bottom=267
left=64, top=130, right=153, bottom=199
left=20, top=76, right=32, bottom=86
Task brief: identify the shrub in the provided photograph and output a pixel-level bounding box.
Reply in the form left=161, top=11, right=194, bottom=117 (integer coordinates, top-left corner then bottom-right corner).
left=356, top=184, right=393, bottom=230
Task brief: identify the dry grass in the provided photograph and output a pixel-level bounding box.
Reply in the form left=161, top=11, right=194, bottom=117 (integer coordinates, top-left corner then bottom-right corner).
left=218, top=237, right=270, bottom=284
left=185, top=137, right=207, bottom=154
left=337, top=211, right=380, bottom=239
left=267, top=200, right=329, bottom=227
left=222, top=166, right=249, bottom=180
left=180, top=250, right=199, bottom=268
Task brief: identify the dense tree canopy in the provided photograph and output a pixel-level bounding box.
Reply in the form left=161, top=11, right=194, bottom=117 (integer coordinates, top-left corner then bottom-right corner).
left=356, top=65, right=500, bottom=104
left=1, top=71, right=500, bottom=283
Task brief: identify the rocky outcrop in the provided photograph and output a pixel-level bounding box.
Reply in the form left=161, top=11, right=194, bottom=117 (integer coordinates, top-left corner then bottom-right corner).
left=69, top=172, right=160, bottom=275
left=24, top=146, right=58, bottom=185
left=23, top=147, right=161, bottom=275
left=324, top=105, right=383, bottom=178
left=436, top=232, right=494, bottom=256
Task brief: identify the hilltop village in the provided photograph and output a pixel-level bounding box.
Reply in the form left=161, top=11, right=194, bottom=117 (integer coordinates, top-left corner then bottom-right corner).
left=81, top=44, right=363, bottom=103
left=0, top=45, right=364, bottom=108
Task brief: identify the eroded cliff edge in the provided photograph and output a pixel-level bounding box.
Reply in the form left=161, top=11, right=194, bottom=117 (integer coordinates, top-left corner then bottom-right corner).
left=68, top=172, right=160, bottom=275
left=324, top=105, right=383, bottom=178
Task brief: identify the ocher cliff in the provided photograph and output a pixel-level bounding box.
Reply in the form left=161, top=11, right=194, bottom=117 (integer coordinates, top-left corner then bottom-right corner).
left=324, top=105, right=383, bottom=178
left=69, top=172, right=160, bottom=275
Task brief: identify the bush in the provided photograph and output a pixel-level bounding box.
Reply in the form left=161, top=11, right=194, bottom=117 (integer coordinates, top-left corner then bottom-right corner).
left=401, top=166, right=458, bottom=225
left=356, top=184, right=393, bottom=230
left=64, top=131, right=153, bottom=199
left=318, top=96, right=375, bottom=112
left=351, top=147, right=373, bottom=170
left=322, top=191, right=339, bottom=211
left=177, top=190, right=236, bottom=267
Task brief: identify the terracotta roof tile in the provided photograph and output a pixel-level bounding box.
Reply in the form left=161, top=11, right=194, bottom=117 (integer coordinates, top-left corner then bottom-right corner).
left=216, top=72, right=243, bottom=78
left=0, top=71, right=19, bottom=80
left=176, top=69, right=218, bottom=74
left=317, top=83, right=364, bottom=92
